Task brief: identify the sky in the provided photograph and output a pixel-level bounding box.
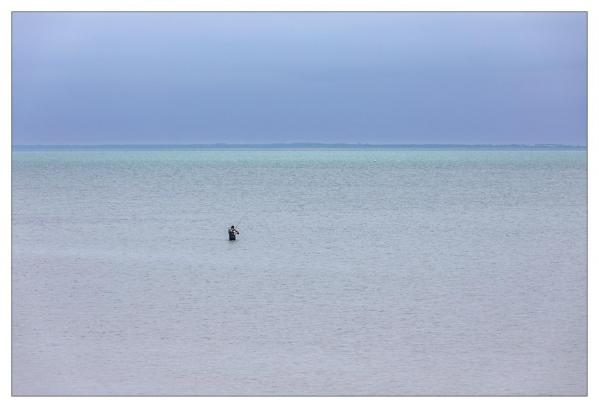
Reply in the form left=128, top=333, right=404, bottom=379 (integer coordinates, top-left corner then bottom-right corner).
left=12, top=12, right=587, bottom=145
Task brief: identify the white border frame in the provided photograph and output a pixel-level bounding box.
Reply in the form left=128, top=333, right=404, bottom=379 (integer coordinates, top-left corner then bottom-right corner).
left=2, top=1, right=595, bottom=406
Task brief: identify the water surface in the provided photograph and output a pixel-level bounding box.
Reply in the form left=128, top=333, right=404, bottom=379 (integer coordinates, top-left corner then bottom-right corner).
left=12, top=148, right=587, bottom=395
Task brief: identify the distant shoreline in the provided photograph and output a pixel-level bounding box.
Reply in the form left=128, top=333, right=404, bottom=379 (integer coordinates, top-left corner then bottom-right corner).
left=11, top=143, right=587, bottom=151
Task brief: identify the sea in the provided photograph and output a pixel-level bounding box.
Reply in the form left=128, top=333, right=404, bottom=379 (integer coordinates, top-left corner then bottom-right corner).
left=11, top=146, right=587, bottom=395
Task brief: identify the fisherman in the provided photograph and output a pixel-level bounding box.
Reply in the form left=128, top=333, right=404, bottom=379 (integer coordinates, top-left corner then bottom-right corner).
left=228, top=225, right=239, bottom=241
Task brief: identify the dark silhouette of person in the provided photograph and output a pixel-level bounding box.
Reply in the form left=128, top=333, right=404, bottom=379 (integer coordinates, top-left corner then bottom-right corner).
left=228, top=225, right=239, bottom=241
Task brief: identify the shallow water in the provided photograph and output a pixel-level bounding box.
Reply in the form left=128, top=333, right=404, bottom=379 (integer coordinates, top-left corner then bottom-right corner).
left=12, top=148, right=587, bottom=395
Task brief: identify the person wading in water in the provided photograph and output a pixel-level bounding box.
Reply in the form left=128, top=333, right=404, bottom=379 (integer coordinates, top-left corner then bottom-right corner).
left=228, top=225, right=239, bottom=241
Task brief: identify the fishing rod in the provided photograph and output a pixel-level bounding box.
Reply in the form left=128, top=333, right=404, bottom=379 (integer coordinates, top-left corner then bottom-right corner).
left=235, top=212, right=248, bottom=228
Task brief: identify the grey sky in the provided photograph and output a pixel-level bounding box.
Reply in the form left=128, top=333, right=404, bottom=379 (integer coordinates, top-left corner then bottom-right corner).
left=12, top=12, right=587, bottom=145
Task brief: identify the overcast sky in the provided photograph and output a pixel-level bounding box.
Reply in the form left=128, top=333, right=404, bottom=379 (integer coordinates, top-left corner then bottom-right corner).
left=12, top=12, right=587, bottom=145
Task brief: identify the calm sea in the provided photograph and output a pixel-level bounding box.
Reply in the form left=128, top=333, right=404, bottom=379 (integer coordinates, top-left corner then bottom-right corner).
left=12, top=148, right=587, bottom=395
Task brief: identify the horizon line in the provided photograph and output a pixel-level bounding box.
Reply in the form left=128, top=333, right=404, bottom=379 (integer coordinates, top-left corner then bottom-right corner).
left=12, top=142, right=587, bottom=148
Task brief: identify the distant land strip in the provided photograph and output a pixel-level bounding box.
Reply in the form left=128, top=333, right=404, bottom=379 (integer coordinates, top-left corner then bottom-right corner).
left=12, top=143, right=587, bottom=151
